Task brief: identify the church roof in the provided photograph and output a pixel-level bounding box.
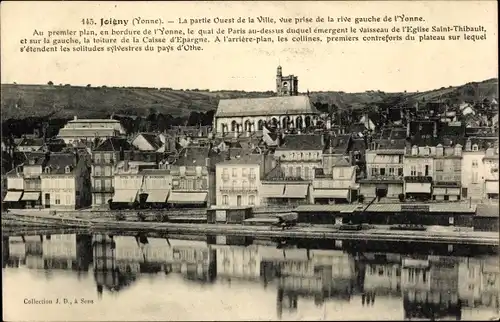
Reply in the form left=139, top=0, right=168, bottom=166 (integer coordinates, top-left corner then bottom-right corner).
left=215, top=96, right=318, bottom=118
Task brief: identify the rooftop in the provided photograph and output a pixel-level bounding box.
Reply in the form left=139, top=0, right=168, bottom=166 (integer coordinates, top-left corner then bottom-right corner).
left=325, top=134, right=351, bottom=154
left=94, top=137, right=132, bottom=152
left=68, top=118, right=121, bottom=123
left=42, top=153, right=78, bottom=174
left=133, top=133, right=164, bottom=150
left=277, top=134, right=324, bottom=151
left=217, top=154, right=262, bottom=165
left=215, top=96, right=318, bottom=118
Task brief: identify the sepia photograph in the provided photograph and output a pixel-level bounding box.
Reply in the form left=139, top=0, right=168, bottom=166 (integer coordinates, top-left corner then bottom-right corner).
left=1, top=0, right=499, bottom=321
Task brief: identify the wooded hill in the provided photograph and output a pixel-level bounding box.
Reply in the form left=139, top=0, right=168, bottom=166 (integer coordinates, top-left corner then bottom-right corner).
left=1, top=78, right=497, bottom=121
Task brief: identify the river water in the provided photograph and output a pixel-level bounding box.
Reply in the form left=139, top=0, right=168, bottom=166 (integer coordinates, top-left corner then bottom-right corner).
left=2, top=230, right=499, bottom=321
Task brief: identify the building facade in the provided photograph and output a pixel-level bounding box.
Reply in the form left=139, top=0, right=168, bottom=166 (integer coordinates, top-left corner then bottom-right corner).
left=57, top=117, right=126, bottom=145
left=215, top=155, right=261, bottom=207
left=168, top=147, right=211, bottom=208
left=360, top=139, right=405, bottom=200
left=274, top=134, right=324, bottom=180
left=213, top=67, right=318, bottom=135
left=403, top=145, right=434, bottom=201
left=91, top=138, right=132, bottom=207
left=432, top=144, right=462, bottom=201
left=111, top=160, right=156, bottom=206
left=40, top=153, right=92, bottom=210
left=313, top=157, right=358, bottom=204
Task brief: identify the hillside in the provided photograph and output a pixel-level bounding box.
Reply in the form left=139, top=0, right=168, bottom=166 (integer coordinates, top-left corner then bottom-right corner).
left=1, top=79, right=497, bottom=120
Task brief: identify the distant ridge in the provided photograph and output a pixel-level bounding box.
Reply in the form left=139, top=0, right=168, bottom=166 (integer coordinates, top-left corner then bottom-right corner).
left=1, top=78, right=497, bottom=120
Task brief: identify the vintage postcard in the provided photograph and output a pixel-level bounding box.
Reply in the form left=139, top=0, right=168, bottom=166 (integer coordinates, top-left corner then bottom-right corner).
left=1, top=0, right=498, bottom=321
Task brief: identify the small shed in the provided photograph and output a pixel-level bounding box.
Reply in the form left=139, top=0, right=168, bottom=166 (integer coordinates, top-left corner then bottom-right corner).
left=207, top=206, right=253, bottom=224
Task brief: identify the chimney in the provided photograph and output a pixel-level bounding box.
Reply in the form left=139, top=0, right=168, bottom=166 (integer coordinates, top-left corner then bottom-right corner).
left=124, top=159, right=129, bottom=172
left=433, top=122, right=437, bottom=138
left=406, top=121, right=411, bottom=137
left=465, top=139, right=472, bottom=151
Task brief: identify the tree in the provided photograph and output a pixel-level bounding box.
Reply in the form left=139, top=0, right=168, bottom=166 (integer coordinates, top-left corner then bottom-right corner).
left=187, top=111, right=201, bottom=126
left=47, top=81, right=54, bottom=86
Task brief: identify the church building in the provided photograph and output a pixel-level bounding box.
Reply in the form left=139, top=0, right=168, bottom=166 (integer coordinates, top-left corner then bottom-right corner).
left=213, top=66, right=319, bottom=135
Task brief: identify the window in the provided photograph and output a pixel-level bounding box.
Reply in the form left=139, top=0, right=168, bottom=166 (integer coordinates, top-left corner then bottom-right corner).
left=222, top=168, right=229, bottom=181
left=398, top=155, right=403, bottom=164
left=472, top=172, right=479, bottom=183
left=242, top=180, right=248, bottom=188
left=94, top=166, right=101, bottom=176
left=104, top=153, right=111, bottom=163
left=65, top=195, right=71, bottom=205
left=94, top=154, right=101, bottom=163
left=371, top=167, right=378, bottom=176
left=380, top=168, right=386, bottom=176
left=65, top=166, right=71, bottom=174
left=408, top=268, right=415, bottom=282
left=232, top=168, right=237, bottom=177
left=222, top=195, right=229, bottom=205
left=472, top=160, right=478, bottom=168
left=469, top=267, right=475, bottom=278
left=180, top=166, right=186, bottom=177
left=410, top=165, right=417, bottom=176
left=55, top=194, right=60, bottom=205
left=304, top=167, right=310, bottom=179
left=104, top=166, right=111, bottom=176
left=248, top=195, right=255, bottom=205
left=95, top=194, right=102, bottom=205
left=339, top=168, right=345, bottom=178
left=389, top=167, right=395, bottom=175
left=249, top=168, right=256, bottom=179
left=472, top=144, right=479, bottom=151
left=398, top=168, right=403, bottom=176
left=436, top=160, right=444, bottom=171
left=295, top=167, right=301, bottom=178
left=242, top=168, right=248, bottom=177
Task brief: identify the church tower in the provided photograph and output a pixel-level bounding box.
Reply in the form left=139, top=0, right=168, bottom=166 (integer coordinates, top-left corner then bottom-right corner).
left=276, top=65, right=298, bottom=97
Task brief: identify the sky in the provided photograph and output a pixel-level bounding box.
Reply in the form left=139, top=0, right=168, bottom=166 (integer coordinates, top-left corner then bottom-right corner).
left=1, top=1, right=498, bottom=93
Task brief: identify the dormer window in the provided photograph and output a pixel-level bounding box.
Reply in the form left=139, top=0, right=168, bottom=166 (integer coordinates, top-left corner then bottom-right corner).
left=371, top=142, right=377, bottom=150
left=472, top=144, right=479, bottom=151
left=45, top=166, right=51, bottom=174
left=411, top=145, right=418, bottom=156
left=65, top=166, right=71, bottom=174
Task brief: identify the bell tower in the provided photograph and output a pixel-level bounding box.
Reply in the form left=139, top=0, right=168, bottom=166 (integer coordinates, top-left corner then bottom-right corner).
left=276, top=65, right=298, bottom=97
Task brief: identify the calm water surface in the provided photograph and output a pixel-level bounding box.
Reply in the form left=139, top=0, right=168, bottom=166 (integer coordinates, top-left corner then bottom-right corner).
left=2, top=231, right=499, bottom=321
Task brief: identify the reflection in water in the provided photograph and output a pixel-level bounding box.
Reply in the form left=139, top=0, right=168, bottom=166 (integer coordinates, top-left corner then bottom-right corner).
left=2, top=232, right=499, bottom=321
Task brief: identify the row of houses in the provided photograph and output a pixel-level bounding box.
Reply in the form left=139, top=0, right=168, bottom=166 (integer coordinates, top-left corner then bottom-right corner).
left=3, top=127, right=499, bottom=210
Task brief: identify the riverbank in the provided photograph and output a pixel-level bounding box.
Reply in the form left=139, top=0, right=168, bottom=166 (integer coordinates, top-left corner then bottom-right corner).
left=3, top=211, right=498, bottom=246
